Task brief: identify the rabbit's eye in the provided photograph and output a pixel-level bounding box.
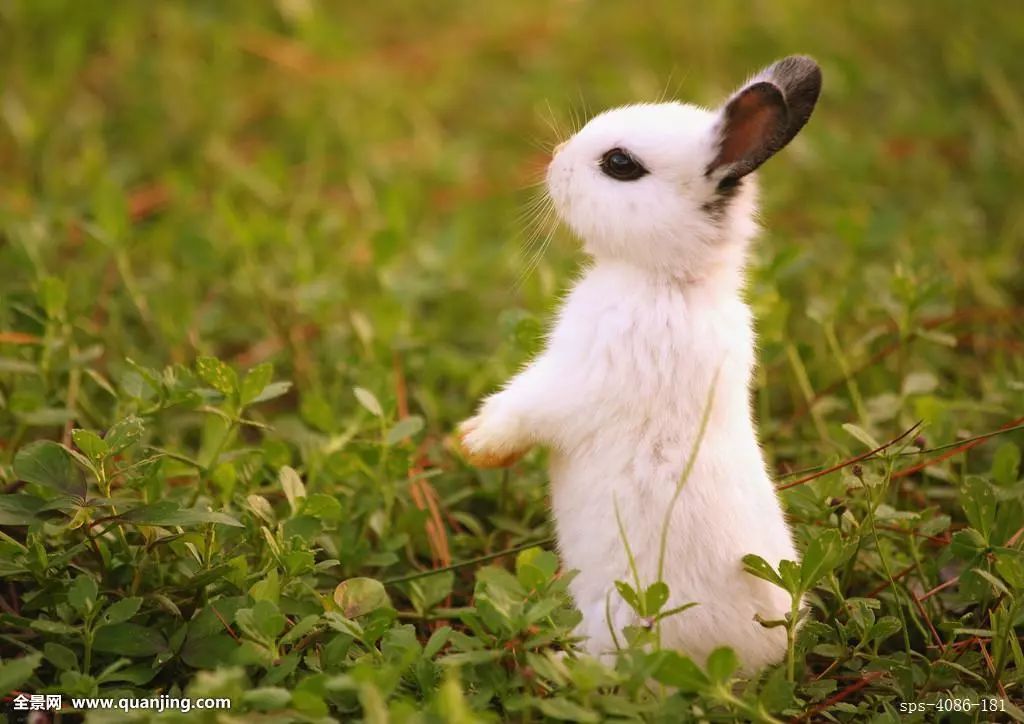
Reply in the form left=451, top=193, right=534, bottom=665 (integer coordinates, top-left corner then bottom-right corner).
left=600, top=148, right=648, bottom=181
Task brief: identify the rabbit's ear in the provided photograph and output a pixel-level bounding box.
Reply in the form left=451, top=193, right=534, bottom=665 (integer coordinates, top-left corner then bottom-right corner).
left=707, top=55, right=821, bottom=182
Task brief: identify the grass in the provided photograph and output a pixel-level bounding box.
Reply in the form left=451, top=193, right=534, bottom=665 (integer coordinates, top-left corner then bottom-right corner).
left=1, top=0, right=1023, bottom=721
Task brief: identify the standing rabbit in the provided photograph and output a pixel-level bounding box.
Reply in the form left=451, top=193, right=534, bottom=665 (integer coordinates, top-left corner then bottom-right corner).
left=460, top=56, right=821, bottom=671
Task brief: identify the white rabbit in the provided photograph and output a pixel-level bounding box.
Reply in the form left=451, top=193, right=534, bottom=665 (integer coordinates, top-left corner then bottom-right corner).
left=460, top=56, right=821, bottom=672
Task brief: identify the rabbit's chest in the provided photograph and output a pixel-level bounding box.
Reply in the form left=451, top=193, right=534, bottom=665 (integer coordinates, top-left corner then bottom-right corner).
left=546, top=275, right=758, bottom=470
left=558, top=285, right=753, bottom=392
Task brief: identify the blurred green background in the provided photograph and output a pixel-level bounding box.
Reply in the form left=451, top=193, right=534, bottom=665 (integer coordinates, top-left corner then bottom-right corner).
left=2, top=1, right=1021, bottom=428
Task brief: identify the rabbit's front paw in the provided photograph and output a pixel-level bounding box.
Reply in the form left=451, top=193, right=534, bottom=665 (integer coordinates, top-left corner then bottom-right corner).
left=457, top=412, right=530, bottom=469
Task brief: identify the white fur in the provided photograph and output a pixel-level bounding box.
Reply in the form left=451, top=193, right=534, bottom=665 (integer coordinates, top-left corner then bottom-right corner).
left=463, top=94, right=802, bottom=671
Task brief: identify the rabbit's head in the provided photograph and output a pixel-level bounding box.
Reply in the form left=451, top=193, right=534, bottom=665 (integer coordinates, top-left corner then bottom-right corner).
left=546, top=56, right=821, bottom=280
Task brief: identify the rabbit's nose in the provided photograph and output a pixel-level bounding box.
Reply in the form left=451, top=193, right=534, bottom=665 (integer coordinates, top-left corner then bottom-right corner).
left=553, top=141, right=567, bottom=157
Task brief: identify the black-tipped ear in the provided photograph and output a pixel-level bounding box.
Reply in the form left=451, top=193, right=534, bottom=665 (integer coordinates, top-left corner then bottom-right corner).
left=707, top=55, right=821, bottom=182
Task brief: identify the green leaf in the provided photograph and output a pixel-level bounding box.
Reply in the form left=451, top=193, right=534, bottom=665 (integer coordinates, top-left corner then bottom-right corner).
left=652, top=650, right=709, bottom=693
left=973, top=569, right=1010, bottom=596
left=247, top=494, right=276, bottom=525
left=950, top=528, right=987, bottom=559
left=1001, top=700, right=1024, bottom=723
left=516, top=548, right=559, bottom=591
left=13, top=440, right=84, bottom=494
left=92, top=623, right=168, bottom=656
left=842, top=423, right=881, bottom=451
left=30, top=619, right=78, bottom=635
left=381, top=624, right=422, bottom=665
left=250, top=568, right=280, bottom=604
left=196, top=356, right=238, bottom=397
left=408, top=570, right=454, bottom=612
left=72, top=429, right=107, bottom=459
left=282, top=551, right=314, bottom=579
left=644, top=581, right=670, bottom=615
left=994, top=551, right=1024, bottom=588
left=99, top=663, right=158, bottom=685
left=705, top=646, right=738, bottom=683
left=244, top=687, right=292, bottom=710
left=424, top=625, right=452, bottom=658
left=758, top=666, right=796, bottom=711
left=43, top=642, right=78, bottom=672
left=300, top=393, right=336, bottom=432
left=250, top=380, right=292, bottom=404
left=67, top=575, right=99, bottom=616
left=0, top=652, right=42, bottom=695
left=280, top=614, right=320, bottom=646
left=992, top=442, right=1021, bottom=486
left=260, top=526, right=282, bottom=559
left=537, top=697, right=601, bottom=722
left=263, top=655, right=301, bottom=685
left=353, top=387, right=383, bottom=417
left=181, top=634, right=239, bottom=669
left=960, top=476, right=997, bottom=539
left=334, top=577, right=389, bottom=618
left=279, top=466, right=306, bottom=513
left=240, top=362, right=274, bottom=405
left=779, top=559, right=802, bottom=595
left=441, top=651, right=502, bottom=670
left=801, top=529, right=844, bottom=590
left=212, top=461, right=237, bottom=498
left=123, top=360, right=161, bottom=400
left=301, top=493, right=342, bottom=521
left=236, top=600, right=287, bottom=642
left=349, top=682, right=384, bottom=721
left=0, top=494, right=46, bottom=525
left=918, top=513, right=951, bottom=537
left=867, top=616, right=903, bottom=644
left=614, top=580, right=640, bottom=612
left=119, top=500, right=243, bottom=528
left=742, top=554, right=784, bottom=589
left=434, top=669, right=475, bottom=723
left=385, top=415, right=424, bottom=445
left=38, top=276, right=67, bottom=319
left=104, top=416, right=144, bottom=454
left=101, top=597, right=143, bottom=625
left=525, top=597, right=562, bottom=625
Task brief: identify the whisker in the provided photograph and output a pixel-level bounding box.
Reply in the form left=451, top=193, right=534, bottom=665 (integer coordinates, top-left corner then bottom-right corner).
left=516, top=155, right=551, bottom=192
left=670, top=66, right=691, bottom=102
left=542, top=99, right=567, bottom=144
left=527, top=136, right=554, bottom=156
left=516, top=191, right=547, bottom=216
left=514, top=203, right=558, bottom=290
left=518, top=200, right=554, bottom=255
left=521, top=228, right=557, bottom=290
left=576, top=86, right=591, bottom=127
left=517, top=203, right=553, bottom=260
left=568, top=101, right=581, bottom=137
left=516, top=197, right=551, bottom=230
left=658, top=67, right=677, bottom=104
left=519, top=184, right=550, bottom=210
left=519, top=175, right=549, bottom=191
